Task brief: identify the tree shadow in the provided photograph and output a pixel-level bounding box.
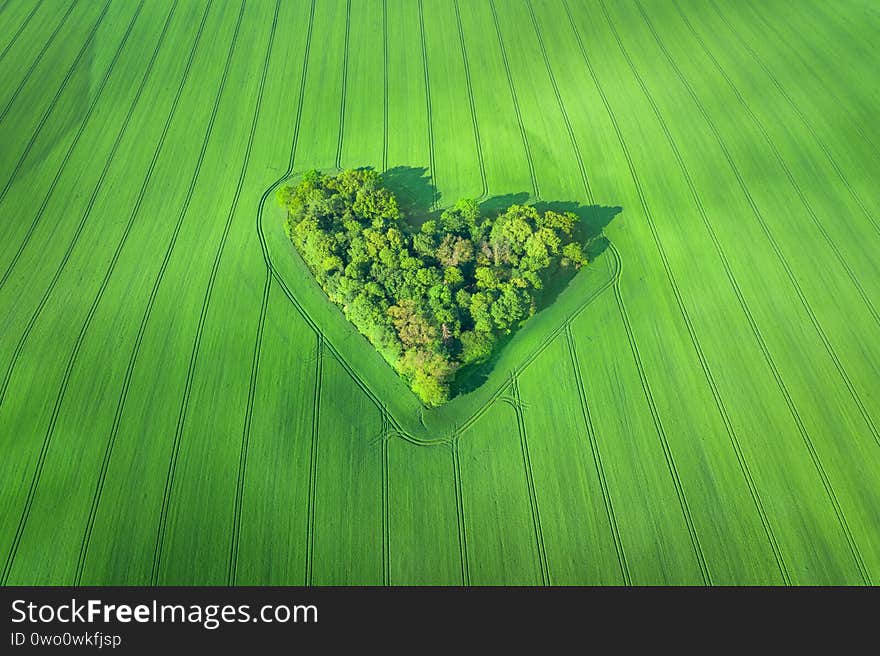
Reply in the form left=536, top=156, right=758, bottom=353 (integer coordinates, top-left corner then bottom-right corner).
left=376, top=165, right=623, bottom=400
left=453, top=199, right=622, bottom=397
left=533, top=200, right=620, bottom=245
left=380, top=166, right=439, bottom=230
left=480, top=192, right=531, bottom=214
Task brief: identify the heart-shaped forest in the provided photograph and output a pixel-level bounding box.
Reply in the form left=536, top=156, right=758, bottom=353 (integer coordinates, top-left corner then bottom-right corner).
left=276, top=167, right=620, bottom=408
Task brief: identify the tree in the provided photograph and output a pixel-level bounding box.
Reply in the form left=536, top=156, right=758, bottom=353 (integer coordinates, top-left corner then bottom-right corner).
left=459, top=330, right=495, bottom=365
left=388, top=300, right=438, bottom=349
left=435, top=234, right=474, bottom=267
left=278, top=169, right=593, bottom=406
left=562, top=242, right=588, bottom=268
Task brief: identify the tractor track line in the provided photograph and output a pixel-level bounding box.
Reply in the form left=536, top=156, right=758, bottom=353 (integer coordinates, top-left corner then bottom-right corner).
left=602, top=0, right=794, bottom=585
left=416, top=0, right=437, bottom=209
left=312, top=0, right=388, bottom=474
left=261, top=200, right=404, bottom=438
left=89, top=0, right=246, bottom=584
left=626, top=0, right=870, bottom=584
left=226, top=280, right=271, bottom=586
left=565, top=325, right=631, bottom=585
left=449, top=252, right=619, bottom=441
left=306, top=9, right=397, bottom=571
left=252, top=0, right=316, bottom=273
left=458, top=247, right=619, bottom=435
left=305, top=335, right=324, bottom=585
left=0, top=0, right=206, bottom=411
left=452, top=0, right=487, bottom=202
left=265, top=262, right=395, bottom=437
left=381, top=408, right=390, bottom=585
left=0, top=0, right=205, bottom=586
left=595, top=0, right=719, bottom=584
left=311, top=0, right=490, bottom=439
left=545, top=0, right=713, bottom=583
left=262, top=180, right=616, bottom=455
left=151, top=16, right=268, bottom=581
left=522, top=11, right=638, bottom=583
left=239, top=19, right=860, bottom=608
left=0, top=0, right=45, bottom=68
left=334, top=0, right=351, bottom=170
left=249, top=10, right=319, bottom=385
left=451, top=437, right=470, bottom=585
left=0, top=0, right=114, bottom=209
left=320, top=317, right=395, bottom=429
left=265, top=166, right=616, bottom=448
left=444, top=0, right=619, bottom=441
left=335, top=1, right=384, bottom=176
left=523, top=0, right=590, bottom=201
left=381, top=0, right=388, bottom=172
left=226, top=0, right=285, bottom=587
left=150, top=0, right=277, bottom=585
left=487, top=0, right=538, bottom=200
left=276, top=269, right=431, bottom=452
left=509, top=374, right=550, bottom=586
left=241, top=0, right=317, bottom=585
left=0, top=0, right=77, bottom=125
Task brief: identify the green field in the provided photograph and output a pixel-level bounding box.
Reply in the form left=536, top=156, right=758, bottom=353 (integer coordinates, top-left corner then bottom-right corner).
left=1, top=0, right=878, bottom=585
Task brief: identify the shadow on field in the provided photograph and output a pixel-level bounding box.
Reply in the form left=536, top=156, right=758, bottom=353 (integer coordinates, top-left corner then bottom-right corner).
left=480, top=191, right=531, bottom=214
left=2, top=26, right=94, bottom=188
left=378, top=165, right=622, bottom=398
left=454, top=201, right=621, bottom=396
left=380, top=166, right=439, bottom=229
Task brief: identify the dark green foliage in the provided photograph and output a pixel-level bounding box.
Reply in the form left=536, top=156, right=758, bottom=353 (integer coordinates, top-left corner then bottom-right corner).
left=279, top=169, right=591, bottom=406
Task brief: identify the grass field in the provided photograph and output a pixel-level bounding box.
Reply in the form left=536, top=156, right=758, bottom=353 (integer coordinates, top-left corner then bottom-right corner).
left=1, top=0, right=878, bottom=585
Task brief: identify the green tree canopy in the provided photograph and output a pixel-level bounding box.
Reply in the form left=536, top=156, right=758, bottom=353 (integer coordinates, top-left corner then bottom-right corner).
left=279, top=168, right=593, bottom=406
